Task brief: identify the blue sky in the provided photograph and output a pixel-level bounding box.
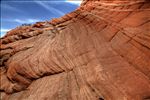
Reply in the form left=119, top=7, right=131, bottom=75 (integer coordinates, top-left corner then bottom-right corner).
left=1, top=0, right=82, bottom=37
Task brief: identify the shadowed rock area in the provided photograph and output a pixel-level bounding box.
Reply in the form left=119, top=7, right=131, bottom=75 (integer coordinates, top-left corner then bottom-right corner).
left=0, top=0, right=150, bottom=100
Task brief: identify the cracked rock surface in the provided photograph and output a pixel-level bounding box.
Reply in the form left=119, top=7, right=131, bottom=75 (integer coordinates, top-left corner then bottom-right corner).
left=0, top=0, right=150, bottom=100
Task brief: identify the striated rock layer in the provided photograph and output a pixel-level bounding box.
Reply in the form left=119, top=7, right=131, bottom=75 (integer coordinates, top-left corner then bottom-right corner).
left=0, top=0, right=150, bottom=100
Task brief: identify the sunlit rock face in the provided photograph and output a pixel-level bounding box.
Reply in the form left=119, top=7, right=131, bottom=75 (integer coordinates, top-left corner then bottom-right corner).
left=0, top=0, right=150, bottom=100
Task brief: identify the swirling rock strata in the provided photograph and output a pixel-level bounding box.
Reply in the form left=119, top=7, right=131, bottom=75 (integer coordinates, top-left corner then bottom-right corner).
left=0, top=0, right=150, bottom=100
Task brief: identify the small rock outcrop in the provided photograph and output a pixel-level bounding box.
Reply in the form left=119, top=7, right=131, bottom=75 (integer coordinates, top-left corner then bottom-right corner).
left=0, top=0, right=150, bottom=100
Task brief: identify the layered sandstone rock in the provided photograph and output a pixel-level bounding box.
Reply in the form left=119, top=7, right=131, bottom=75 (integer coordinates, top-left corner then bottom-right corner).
left=0, top=0, right=150, bottom=100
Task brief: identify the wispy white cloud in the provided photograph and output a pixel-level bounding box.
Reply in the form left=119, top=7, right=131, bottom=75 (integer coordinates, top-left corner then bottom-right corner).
left=14, top=19, right=40, bottom=24
left=1, top=4, right=22, bottom=13
left=1, top=28, right=11, bottom=37
left=35, top=1, right=65, bottom=16
left=1, top=28, right=10, bottom=33
left=65, top=0, right=82, bottom=5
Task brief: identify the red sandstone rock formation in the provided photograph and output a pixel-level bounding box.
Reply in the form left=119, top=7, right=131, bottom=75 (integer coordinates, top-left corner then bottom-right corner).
left=0, top=0, right=150, bottom=100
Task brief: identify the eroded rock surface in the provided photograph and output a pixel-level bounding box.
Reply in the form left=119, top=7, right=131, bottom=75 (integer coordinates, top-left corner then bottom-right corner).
left=0, top=0, right=150, bottom=100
